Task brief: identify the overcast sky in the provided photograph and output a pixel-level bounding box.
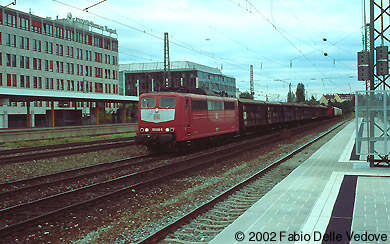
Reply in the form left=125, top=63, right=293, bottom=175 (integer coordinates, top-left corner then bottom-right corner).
left=9, top=0, right=365, bottom=101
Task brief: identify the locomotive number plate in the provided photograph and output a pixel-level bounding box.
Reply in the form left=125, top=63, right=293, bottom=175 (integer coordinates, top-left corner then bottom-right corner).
left=152, top=128, right=162, bottom=131
left=154, top=114, right=160, bottom=120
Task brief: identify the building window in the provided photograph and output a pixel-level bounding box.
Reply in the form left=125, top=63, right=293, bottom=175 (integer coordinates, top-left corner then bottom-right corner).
left=43, top=23, right=53, bottom=36
left=33, top=58, right=37, bottom=70
left=6, top=54, right=10, bottom=67
left=7, top=74, right=11, bottom=86
left=33, top=76, right=37, bottom=88
left=44, top=41, right=48, bottom=53
left=11, top=35, right=16, bottom=47
left=6, top=34, right=10, bottom=46
left=20, top=56, right=24, bottom=68
left=95, top=82, right=103, bottom=93
left=20, top=16, right=30, bottom=30
left=104, top=39, right=111, bottom=50
left=85, top=34, right=92, bottom=45
left=24, top=37, right=29, bottom=50
left=26, top=76, right=30, bottom=88
left=112, top=41, right=118, bottom=51
left=95, top=52, right=102, bottom=63
left=20, top=75, right=25, bottom=87
left=25, top=57, right=30, bottom=69
left=12, top=74, right=17, bottom=87
left=5, top=12, right=17, bottom=27
left=32, top=20, right=42, bottom=33
left=19, top=36, right=24, bottom=49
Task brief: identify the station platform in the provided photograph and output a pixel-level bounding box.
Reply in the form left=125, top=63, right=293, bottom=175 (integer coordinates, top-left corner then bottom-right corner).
left=0, top=123, right=137, bottom=143
left=210, top=120, right=390, bottom=244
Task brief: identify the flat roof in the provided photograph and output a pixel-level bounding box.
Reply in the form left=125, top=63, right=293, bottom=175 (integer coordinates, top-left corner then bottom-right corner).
left=120, top=61, right=231, bottom=77
left=0, top=88, right=138, bottom=103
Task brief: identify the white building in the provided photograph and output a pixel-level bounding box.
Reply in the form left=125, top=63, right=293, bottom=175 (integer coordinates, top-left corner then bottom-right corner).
left=0, top=6, right=120, bottom=128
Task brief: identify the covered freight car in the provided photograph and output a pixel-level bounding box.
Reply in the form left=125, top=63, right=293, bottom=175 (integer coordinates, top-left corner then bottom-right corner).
left=238, top=99, right=328, bottom=132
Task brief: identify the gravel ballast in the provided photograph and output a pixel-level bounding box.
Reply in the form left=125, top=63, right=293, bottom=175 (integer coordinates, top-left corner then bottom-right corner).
left=1, top=118, right=347, bottom=243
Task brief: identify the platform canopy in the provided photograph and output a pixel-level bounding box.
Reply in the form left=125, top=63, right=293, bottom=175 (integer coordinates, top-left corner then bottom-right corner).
left=0, top=88, right=138, bottom=103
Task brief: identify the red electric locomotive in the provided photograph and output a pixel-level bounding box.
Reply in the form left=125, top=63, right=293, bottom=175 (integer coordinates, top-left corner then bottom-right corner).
left=136, top=92, right=239, bottom=151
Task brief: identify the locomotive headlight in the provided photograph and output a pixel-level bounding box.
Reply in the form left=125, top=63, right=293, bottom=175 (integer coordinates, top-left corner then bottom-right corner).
left=165, top=128, right=170, bottom=133
left=145, top=128, right=149, bottom=133
left=170, top=128, right=175, bottom=132
left=140, top=128, right=144, bottom=133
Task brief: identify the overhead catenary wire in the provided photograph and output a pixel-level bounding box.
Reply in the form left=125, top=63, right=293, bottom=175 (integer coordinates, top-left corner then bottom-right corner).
left=230, top=0, right=336, bottom=85
left=52, top=0, right=292, bottom=86
left=50, top=0, right=360, bottom=98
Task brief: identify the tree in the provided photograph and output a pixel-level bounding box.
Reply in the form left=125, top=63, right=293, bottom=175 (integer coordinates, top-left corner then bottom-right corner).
left=287, top=91, right=296, bottom=103
left=240, top=91, right=254, bottom=100
left=296, top=83, right=305, bottom=103
left=309, top=95, right=318, bottom=105
left=332, top=97, right=355, bottom=114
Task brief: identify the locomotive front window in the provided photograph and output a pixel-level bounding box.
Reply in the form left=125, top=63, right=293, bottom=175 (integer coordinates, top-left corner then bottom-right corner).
left=159, top=97, right=176, bottom=108
left=141, top=97, right=156, bottom=108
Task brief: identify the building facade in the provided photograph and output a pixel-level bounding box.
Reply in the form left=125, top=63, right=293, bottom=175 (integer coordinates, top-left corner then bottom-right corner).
left=119, top=61, right=237, bottom=98
left=0, top=6, right=120, bottom=128
left=319, top=93, right=354, bottom=106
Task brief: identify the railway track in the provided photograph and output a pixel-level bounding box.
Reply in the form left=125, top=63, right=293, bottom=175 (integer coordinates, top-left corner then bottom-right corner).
left=0, top=153, right=167, bottom=208
left=0, top=119, right=344, bottom=242
left=0, top=121, right=322, bottom=239
left=0, top=137, right=136, bottom=165
left=137, top=120, right=347, bottom=243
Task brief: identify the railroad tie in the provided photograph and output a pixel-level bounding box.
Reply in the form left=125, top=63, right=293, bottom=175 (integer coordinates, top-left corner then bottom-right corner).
left=184, top=227, right=223, bottom=233
left=162, top=238, right=209, bottom=244
left=194, top=222, right=227, bottom=228
left=203, top=213, right=237, bottom=220
left=196, top=218, right=232, bottom=224
left=220, top=201, right=253, bottom=209
left=211, top=208, right=244, bottom=215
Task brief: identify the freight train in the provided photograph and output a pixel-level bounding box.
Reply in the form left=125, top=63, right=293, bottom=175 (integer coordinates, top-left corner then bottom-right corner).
left=135, top=92, right=341, bottom=151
